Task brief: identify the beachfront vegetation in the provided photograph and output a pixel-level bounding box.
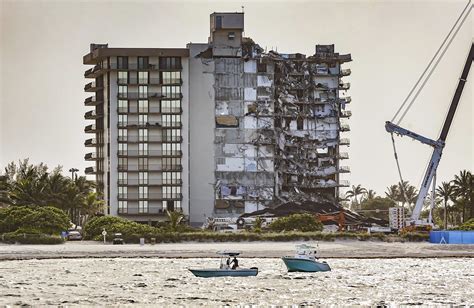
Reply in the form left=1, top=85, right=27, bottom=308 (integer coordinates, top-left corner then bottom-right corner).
left=268, top=213, right=323, bottom=232
left=453, top=218, right=474, bottom=231
left=0, top=206, right=68, bottom=244
left=0, top=159, right=105, bottom=226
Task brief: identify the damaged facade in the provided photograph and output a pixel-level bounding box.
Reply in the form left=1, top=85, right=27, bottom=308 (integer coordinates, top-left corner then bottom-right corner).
left=83, top=12, right=351, bottom=226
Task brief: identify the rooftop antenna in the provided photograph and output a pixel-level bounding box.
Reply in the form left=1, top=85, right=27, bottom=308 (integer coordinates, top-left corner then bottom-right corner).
left=242, top=5, right=244, bottom=13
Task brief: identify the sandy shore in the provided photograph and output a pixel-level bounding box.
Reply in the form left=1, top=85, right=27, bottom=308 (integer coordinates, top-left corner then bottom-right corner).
left=0, top=240, right=473, bottom=260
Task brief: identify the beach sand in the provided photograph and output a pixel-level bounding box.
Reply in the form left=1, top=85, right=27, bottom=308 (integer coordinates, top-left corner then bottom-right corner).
left=1, top=240, right=473, bottom=260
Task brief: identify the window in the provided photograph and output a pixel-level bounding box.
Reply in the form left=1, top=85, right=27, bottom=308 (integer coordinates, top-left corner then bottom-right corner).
left=297, top=117, right=304, bottom=130
left=138, top=158, right=148, bottom=170
left=162, top=86, right=181, bottom=99
left=228, top=32, right=235, bottom=40
left=118, top=158, right=127, bottom=170
left=161, top=71, right=181, bottom=84
left=139, top=86, right=148, bottom=99
left=163, top=128, right=181, bottom=142
left=138, top=71, right=149, bottom=84
left=118, top=143, right=127, bottom=155
left=215, top=16, right=222, bottom=29
left=161, top=100, right=181, bottom=113
left=163, top=171, right=181, bottom=185
left=118, top=172, right=128, bottom=185
left=138, top=100, right=149, bottom=113
left=138, top=56, right=149, bottom=69
left=118, top=86, right=128, bottom=98
left=117, top=56, right=128, bottom=69
left=139, top=200, right=148, bottom=213
left=139, top=143, right=148, bottom=155
left=162, top=114, right=181, bottom=127
left=138, top=129, right=148, bottom=142
left=118, top=129, right=127, bottom=141
left=139, top=172, right=148, bottom=185
left=139, top=186, right=148, bottom=198
left=159, top=57, right=181, bottom=70
left=118, top=186, right=127, bottom=199
left=118, top=71, right=128, bottom=84
left=118, top=114, right=128, bottom=127
left=138, top=114, right=148, bottom=126
left=118, top=200, right=128, bottom=213
left=118, top=100, right=128, bottom=113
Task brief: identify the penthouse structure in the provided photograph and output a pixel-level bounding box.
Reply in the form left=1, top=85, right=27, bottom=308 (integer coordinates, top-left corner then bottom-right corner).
left=83, top=12, right=351, bottom=225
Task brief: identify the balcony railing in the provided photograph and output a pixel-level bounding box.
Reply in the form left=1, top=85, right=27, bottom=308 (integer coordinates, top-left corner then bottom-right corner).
left=118, top=193, right=182, bottom=200
left=339, top=138, right=350, bottom=146
left=107, top=63, right=160, bottom=70
left=84, top=65, right=103, bottom=78
left=117, top=92, right=163, bottom=100
left=84, top=110, right=104, bottom=120
left=85, top=138, right=99, bottom=147
left=118, top=78, right=161, bottom=85
left=84, top=124, right=101, bottom=133
left=118, top=164, right=182, bottom=172
left=162, top=78, right=182, bottom=85
left=339, top=83, right=351, bottom=90
left=339, top=166, right=351, bottom=173
left=117, top=179, right=182, bottom=186
left=84, top=152, right=102, bottom=161
left=161, top=93, right=183, bottom=99
left=338, top=152, right=349, bottom=159
left=340, top=68, right=351, bottom=77
left=340, top=124, right=351, bottom=132
left=118, top=150, right=182, bottom=157
left=161, top=107, right=183, bottom=114
left=340, top=110, right=352, bottom=118
left=84, top=82, right=103, bottom=92
left=118, top=135, right=182, bottom=143
left=84, top=96, right=103, bottom=106
left=85, top=167, right=103, bottom=174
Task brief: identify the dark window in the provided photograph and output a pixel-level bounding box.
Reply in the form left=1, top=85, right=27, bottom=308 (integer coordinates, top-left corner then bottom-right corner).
left=117, top=57, right=128, bottom=69
left=138, top=57, right=149, bottom=69
left=216, top=16, right=222, bottom=29
left=297, top=117, right=304, bottom=130
left=159, top=57, right=181, bottom=70
left=257, top=62, right=267, bottom=73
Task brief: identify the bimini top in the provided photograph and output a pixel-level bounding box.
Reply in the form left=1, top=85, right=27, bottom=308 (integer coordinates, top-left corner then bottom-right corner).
left=296, top=244, right=317, bottom=250
left=217, top=251, right=240, bottom=256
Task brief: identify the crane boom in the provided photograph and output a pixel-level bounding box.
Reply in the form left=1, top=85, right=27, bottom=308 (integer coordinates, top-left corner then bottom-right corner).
left=385, top=43, right=473, bottom=224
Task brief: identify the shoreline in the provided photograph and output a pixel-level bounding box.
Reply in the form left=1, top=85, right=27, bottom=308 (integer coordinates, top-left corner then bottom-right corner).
left=1, top=240, right=473, bottom=261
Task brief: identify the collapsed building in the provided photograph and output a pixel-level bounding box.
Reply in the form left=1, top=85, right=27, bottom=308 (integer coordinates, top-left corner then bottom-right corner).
left=83, top=12, right=352, bottom=226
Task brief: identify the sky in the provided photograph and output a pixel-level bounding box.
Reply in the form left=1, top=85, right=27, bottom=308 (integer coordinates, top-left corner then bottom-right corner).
left=0, top=0, right=472, bottom=196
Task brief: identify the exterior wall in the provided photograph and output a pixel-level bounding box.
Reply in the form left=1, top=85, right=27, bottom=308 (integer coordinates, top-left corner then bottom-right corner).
left=188, top=43, right=215, bottom=225
left=109, top=68, right=119, bottom=216
left=181, top=57, right=190, bottom=218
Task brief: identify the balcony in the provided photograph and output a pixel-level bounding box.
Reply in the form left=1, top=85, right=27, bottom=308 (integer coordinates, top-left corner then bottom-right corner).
left=340, top=68, right=351, bottom=77
left=84, top=152, right=102, bottom=161
left=117, top=121, right=182, bottom=129
left=162, top=78, right=183, bottom=85
left=117, top=179, right=182, bottom=186
left=117, top=92, right=163, bottom=100
left=340, top=124, right=351, bottom=132
left=118, top=78, right=161, bottom=85
left=84, top=124, right=101, bottom=133
left=339, top=83, right=351, bottom=90
left=85, top=166, right=103, bottom=175
left=84, top=82, right=103, bottom=92
left=118, top=135, right=182, bottom=143
left=118, top=164, right=183, bottom=172
left=85, top=138, right=102, bottom=147
left=118, top=193, right=182, bottom=201
left=84, top=96, right=103, bottom=106
left=107, top=63, right=161, bottom=70
left=340, top=110, right=352, bottom=118
left=84, top=110, right=104, bottom=120
left=161, top=107, right=183, bottom=114
left=339, top=138, right=350, bottom=146
left=84, top=65, right=104, bottom=78
left=339, top=166, right=351, bottom=173
left=337, top=152, right=349, bottom=159
left=118, top=150, right=182, bottom=157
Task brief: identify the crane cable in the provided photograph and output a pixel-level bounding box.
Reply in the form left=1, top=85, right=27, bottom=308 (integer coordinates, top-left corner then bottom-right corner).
left=391, top=0, right=472, bottom=124
left=389, top=0, right=472, bottom=206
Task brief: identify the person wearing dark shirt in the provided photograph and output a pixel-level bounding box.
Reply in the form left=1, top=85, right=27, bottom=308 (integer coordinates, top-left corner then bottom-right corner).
left=231, top=257, right=239, bottom=270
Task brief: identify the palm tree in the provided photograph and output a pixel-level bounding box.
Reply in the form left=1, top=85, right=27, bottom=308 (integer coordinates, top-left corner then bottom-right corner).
left=166, top=210, right=184, bottom=232
left=365, top=189, right=377, bottom=201
left=385, top=185, right=399, bottom=202
left=345, top=184, right=367, bottom=210
left=451, top=170, right=473, bottom=222
left=436, top=181, right=454, bottom=229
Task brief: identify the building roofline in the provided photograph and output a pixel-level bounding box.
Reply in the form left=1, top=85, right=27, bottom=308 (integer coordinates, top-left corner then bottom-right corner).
left=83, top=48, right=190, bottom=65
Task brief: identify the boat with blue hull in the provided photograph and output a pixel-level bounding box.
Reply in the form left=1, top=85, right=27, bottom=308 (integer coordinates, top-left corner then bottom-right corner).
left=189, top=251, right=258, bottom=278
left=282, top=244, right=331, bottom=272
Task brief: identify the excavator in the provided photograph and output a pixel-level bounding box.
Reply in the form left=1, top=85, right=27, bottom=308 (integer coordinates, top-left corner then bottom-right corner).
left=385, top=4, right=473, bottom=231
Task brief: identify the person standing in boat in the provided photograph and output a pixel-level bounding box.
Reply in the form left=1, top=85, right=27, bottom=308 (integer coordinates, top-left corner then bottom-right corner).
left=231, top=257, right=239, bottom=270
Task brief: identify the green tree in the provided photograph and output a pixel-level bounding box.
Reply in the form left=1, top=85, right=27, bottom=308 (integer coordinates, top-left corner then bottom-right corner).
left=166, top=210, right=184, bottom=232
left=385, top=185, right=399, bottom=202
left=359, top=197, right=396, bottom=220
left=345, top=184, right=367, bottom=210
left=451, top=170, right=473, bottom=222
left=436, top=181, right=454, bottom=229
left=0, top=206, right=70, bottom=234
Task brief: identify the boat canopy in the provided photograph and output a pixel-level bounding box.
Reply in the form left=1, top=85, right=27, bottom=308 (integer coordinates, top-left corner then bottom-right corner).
left=217, top=251, right=240, bottom=256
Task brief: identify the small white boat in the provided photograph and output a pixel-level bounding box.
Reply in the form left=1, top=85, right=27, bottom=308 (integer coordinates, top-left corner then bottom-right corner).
left=189, top=251, right=258, bottom=278
left=282, top=244, right=331, bottom=272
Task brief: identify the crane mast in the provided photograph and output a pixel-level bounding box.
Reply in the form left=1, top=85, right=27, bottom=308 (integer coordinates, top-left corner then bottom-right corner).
left=385, top=43, right=474, bottom=225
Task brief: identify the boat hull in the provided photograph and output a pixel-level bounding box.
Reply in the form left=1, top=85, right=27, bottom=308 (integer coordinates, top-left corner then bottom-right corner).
left=189, top=268, right=258, bottom=278
left=282, top=257, right=331, bottom=272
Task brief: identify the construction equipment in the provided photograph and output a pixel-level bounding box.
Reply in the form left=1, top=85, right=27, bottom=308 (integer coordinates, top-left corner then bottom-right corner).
left=316, top=211, right=346, bottom=231
left=386, top=14, right=473, bottom=230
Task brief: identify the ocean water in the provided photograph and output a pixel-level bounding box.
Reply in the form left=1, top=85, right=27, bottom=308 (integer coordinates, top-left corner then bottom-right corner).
left=0, top=258, right=472, bottom=306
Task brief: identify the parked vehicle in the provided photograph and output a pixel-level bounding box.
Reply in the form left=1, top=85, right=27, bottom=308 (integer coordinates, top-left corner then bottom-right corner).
left=66, top=230, right=82, bottom=241
left=112, top=233, right=124, bottom=245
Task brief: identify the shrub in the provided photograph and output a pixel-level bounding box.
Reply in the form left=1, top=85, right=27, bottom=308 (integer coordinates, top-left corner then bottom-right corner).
left=268, top=213, right=324, bottom=232
left=1, top=231, right=64, bottom=244
left=401, top=232, right=429, bottom=242
left=0, top=206, right=69, bottom=235
left=454, top=218, right=474, bottom=231
left=84, top=215, right=157, bottom=239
